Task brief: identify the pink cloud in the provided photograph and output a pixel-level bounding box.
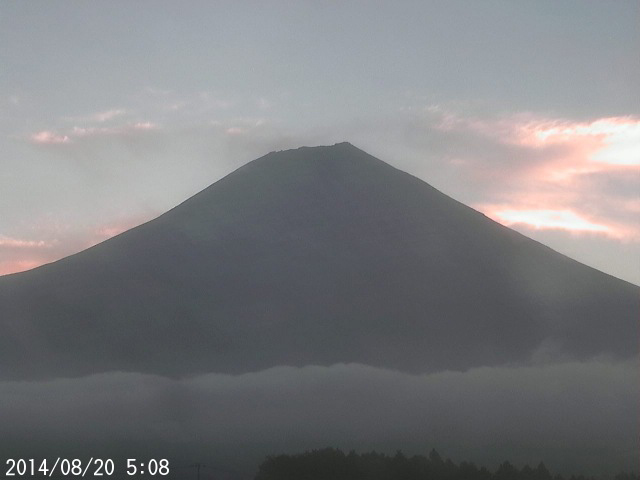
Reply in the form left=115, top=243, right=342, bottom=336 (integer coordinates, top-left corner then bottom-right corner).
left=428, top=109, right=640, bottom=242
left=89, top=219, right=145, bottom=246
left=30, top=122, right=159, bottom=144
left=30, top=131, right=70, bottom=144
left=91, top=109, right=127, bottom=122
left=431, top=108, right=639, bottom=172
left=220, top=118, right=268, bottom=137
left=0, top=239, right=56, bottom=276
left=512, top=117, right=640, bottom=184
left=0, top=235, right=52, bottom=249
left=72, top=122, right=158, bottom=137
left=0, top=216, right=151, bottom=277
left=132, top=122, right=157, bottom=130
left=522, top=117, right=640, bottom=166
left=0, top=259, right=43, bottom=276
left=84, top=217, right=150, bottom=249
left=94, top=226, right=128, bottom=238
left=63, top=108, right=128, bottom=124
left=71, top=126, right=108, bottom=136
left=482, top=208, right=613, bottom=235
left=0, top=235, right=58, bottom=276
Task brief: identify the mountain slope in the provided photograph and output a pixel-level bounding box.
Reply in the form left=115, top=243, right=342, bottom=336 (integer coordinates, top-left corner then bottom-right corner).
left=0, top=142, right=636, bottom=379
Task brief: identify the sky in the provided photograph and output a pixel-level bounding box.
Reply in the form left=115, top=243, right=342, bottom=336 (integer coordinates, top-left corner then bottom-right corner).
left=1, top=0, right=639, bottom=284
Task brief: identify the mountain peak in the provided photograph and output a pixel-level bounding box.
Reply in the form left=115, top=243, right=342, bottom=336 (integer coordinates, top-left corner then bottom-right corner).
left=269, top=141, right=358, bottom=153
left=248, top=141, right=383, bottom=172
left=166, top=141, right=400, bottom=221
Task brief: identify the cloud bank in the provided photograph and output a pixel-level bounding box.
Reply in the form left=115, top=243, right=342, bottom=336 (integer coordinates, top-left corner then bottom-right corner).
left=0, top=360, right=636, bottom=476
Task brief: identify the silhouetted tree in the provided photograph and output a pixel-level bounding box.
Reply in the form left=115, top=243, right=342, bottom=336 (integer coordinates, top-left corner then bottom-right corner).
left=536, top=463, right=552, bottom=480
left=495, top=461, right=519, bottom=480
left=254, top=447, right=636, bottom=480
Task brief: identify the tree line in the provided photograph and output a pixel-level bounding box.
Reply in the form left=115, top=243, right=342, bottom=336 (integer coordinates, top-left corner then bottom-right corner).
left=254, top=448, right=639, bottom=480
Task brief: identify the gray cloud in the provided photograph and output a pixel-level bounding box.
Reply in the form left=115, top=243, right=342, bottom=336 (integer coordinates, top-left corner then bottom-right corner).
left=0, top=360, right=636, bottom=477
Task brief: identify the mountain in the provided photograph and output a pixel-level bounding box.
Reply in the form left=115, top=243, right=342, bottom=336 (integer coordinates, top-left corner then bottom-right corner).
left=0, top=142, right=636, bottom=380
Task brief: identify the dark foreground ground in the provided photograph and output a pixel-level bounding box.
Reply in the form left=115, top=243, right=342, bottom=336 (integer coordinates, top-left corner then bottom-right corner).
left=252, top=449, right=639, bottom=480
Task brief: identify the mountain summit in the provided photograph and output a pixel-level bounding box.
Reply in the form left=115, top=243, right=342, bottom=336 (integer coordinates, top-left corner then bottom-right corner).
left=0, top=143, right=636, bottom=379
